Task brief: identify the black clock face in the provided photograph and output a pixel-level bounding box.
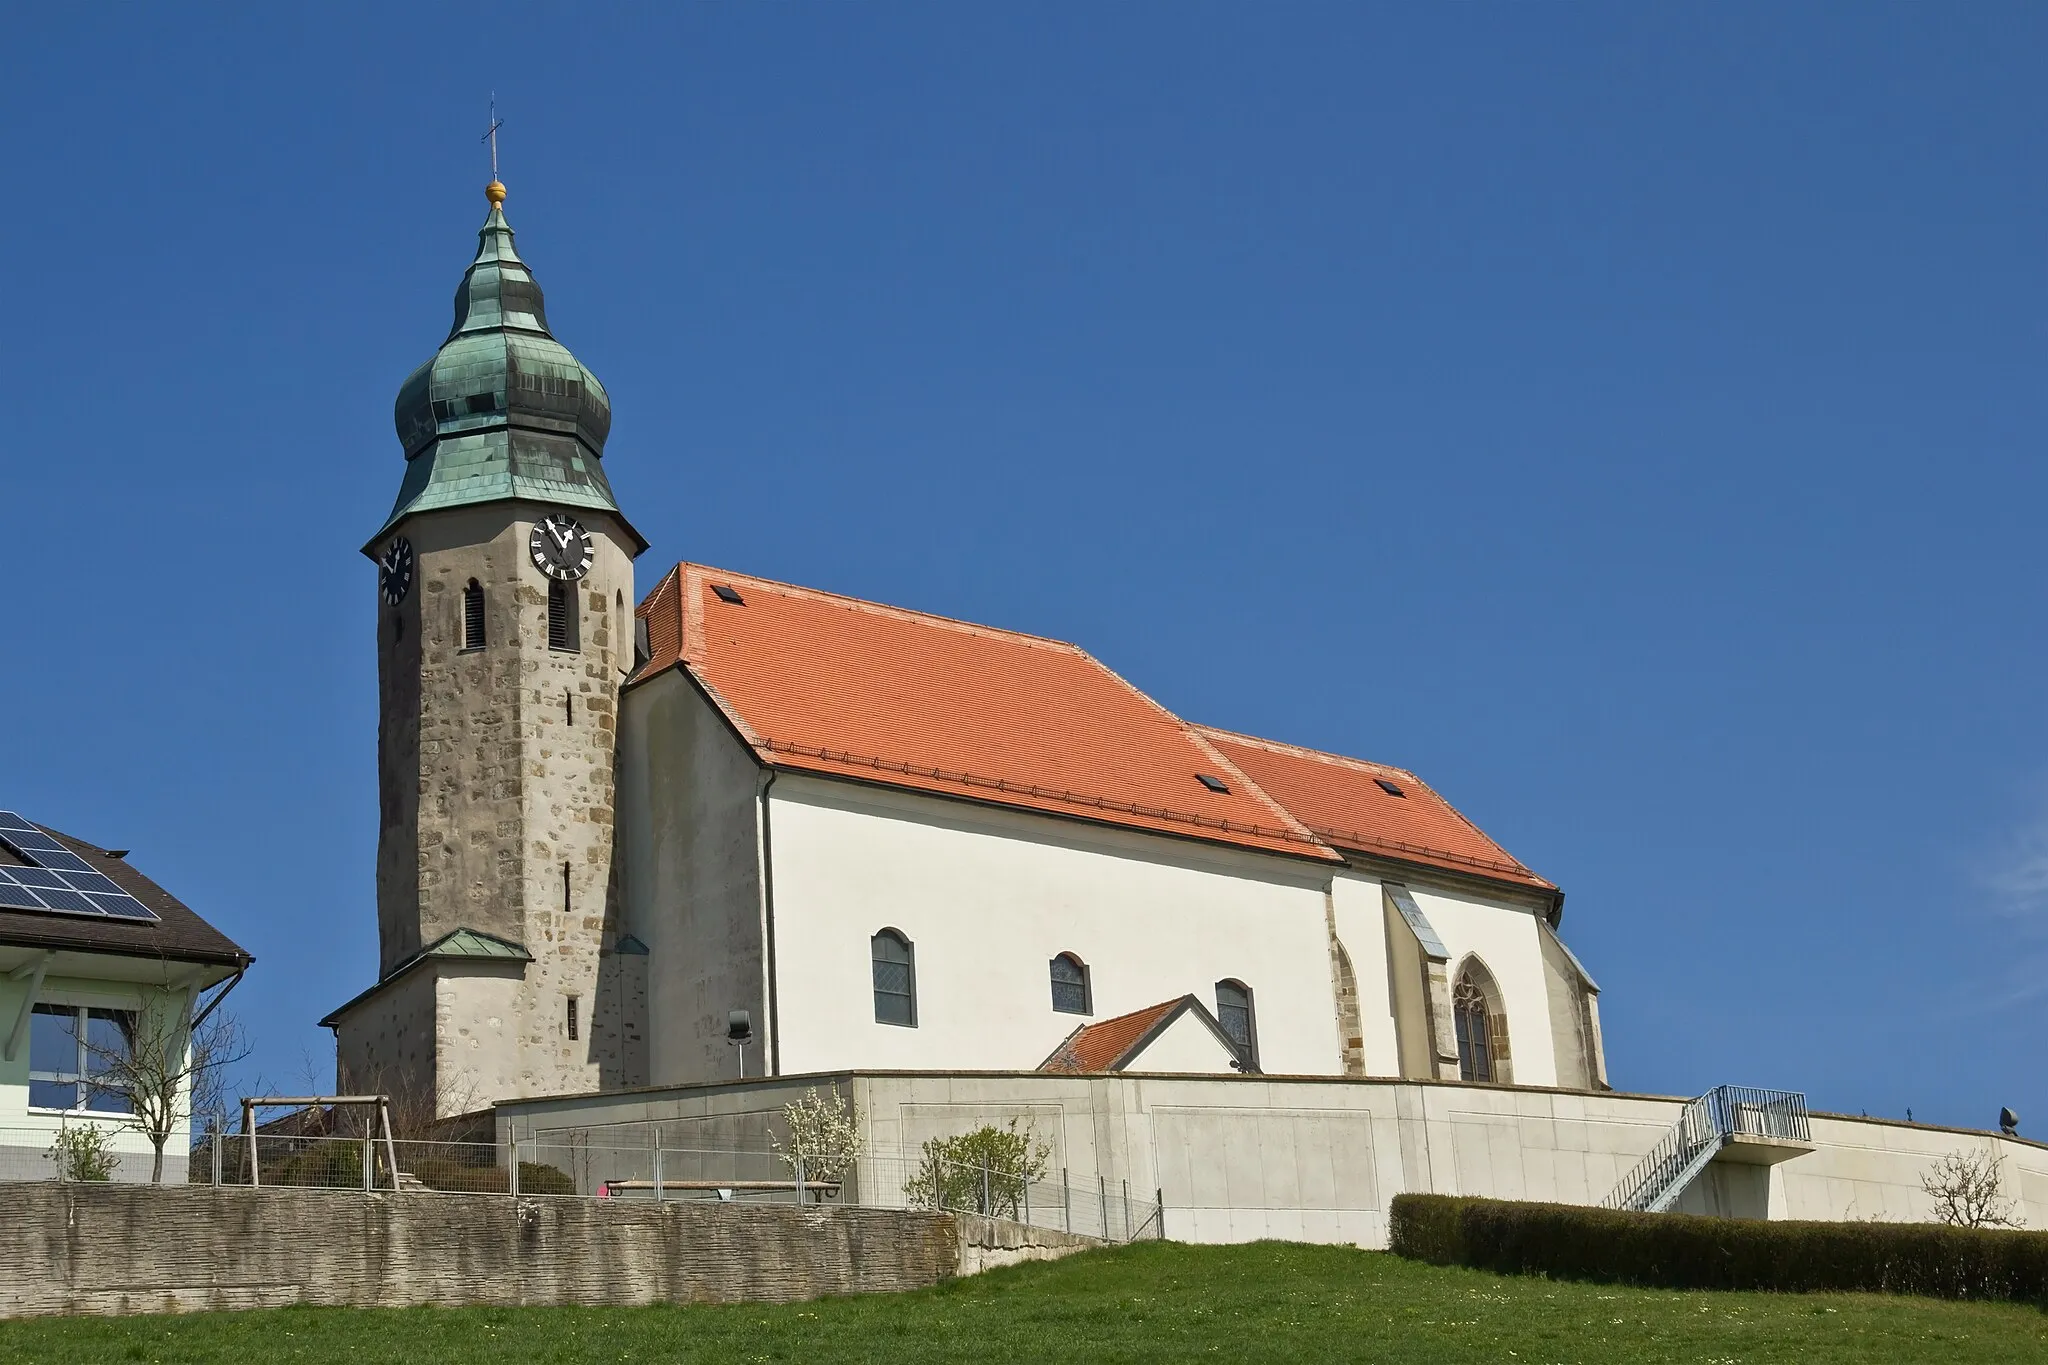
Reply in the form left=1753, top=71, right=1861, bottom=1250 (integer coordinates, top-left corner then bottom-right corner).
left=530, top=512, right=595, bottom=581
left=379, top=538, right=414, bottom=605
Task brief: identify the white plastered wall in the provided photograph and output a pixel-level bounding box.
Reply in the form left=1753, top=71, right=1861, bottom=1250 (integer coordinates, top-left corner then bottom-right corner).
left=1126, top=1009, right=1242, bottom=1074
left=1327, top=872, right=1400, bottom=1076
left=765, top=775, right=1342, bottom=1077
left=1402, top=883, right=1560, bottom=1088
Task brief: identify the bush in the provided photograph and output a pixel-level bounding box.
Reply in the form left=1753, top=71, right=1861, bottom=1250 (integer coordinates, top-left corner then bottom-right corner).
left=1387, top=1194, right=2048, bottom=1304
left=403, top=1156, right=576, bottom=1195
left=903, top=1121, right=1051, bottom=1220
left=47, top=1124, right=119, bottom=1182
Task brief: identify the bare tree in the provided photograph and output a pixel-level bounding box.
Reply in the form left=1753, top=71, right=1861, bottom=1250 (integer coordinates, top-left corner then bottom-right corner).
left=1921, top=1145, right=2024, bottom=1229
left=86, top=984, right=248, bottom=1182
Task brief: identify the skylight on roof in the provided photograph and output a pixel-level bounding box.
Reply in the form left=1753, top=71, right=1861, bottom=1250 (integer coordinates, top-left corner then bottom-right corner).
left=1374, top=778, right=1406, bottom=797
left=711, top=584, right=745, bottom=605
left=1195, top=773, right=1231, bottom=794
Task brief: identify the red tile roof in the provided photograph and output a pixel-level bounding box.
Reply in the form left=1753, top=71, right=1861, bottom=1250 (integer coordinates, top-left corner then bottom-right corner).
left=1039, top=997, right=1197, bottom=1073
left=633, top=562, right=1552, bottom=891
left=634, top=564, right=1337, bottom=862
left=1195, top=727, right=1554, bottom=891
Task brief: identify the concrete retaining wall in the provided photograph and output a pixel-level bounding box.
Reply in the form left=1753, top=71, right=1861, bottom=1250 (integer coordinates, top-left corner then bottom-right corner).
left=0, top=1183, right=1004, bottom=1320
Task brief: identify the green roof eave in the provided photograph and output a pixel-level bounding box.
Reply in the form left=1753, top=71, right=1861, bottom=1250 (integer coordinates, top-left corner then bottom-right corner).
left=317, top=927, right=533, bottom=1028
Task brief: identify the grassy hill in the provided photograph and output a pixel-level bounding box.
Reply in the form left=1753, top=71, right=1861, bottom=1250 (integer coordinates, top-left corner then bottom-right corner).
left=3, top=1240, right=2044, bottom=1363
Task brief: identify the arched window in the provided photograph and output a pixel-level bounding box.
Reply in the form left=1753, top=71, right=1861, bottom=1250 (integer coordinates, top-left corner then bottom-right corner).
left=871, top=929, right=916, bottom=1027
left=462, top=580, right=486, bottom=651
left=1215, top=979, right=1256, bottom=1069
left=548, top=579, right=579, bottom=652
left=1452, top=960, right=1511, bottom=1084
left=1049, top=953, right=1091, bottom=1015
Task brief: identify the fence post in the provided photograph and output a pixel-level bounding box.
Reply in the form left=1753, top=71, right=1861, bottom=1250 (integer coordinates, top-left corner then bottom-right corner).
left=1062, top=1167, right=1070, bottom=1232
left=1124, top=1180, right=1132, bottom=1240
left=362, top=1132, right=373, bottom=1192
left=1098, top=1174, right=1107, bottom=1240
left=1022, top=1173, right=1031, bottom=1227
left=981, top=1162, right=991, bottom=1217
left=210, top=1114, right=223, bottom=1187
left=653, top=1145, right=664, bottom=1204
left=507, top=1138, right=520, bottom=1198
left=795, top=1155, right=805, bottom=1206
left=1156, top=1188, right=1165, bottom=1240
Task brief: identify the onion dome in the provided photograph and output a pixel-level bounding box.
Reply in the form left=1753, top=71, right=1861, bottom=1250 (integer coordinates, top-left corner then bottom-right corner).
left=370, top=182, right=643, bottom=551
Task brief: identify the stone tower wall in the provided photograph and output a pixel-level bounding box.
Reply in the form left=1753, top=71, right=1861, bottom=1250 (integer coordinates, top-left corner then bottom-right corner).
left=359, top=501, right=634, bottom=1114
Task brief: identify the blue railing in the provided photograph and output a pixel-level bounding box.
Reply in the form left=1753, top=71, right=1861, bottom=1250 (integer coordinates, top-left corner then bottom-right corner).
left=1600, top=1086, right=1807, bottom=1213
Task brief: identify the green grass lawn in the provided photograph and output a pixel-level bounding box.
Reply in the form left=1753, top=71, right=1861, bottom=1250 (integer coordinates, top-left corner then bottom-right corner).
left=2, top=1241, right=2043, bottom=1364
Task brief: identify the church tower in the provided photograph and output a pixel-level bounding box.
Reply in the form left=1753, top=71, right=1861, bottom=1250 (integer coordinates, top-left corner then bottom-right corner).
left=325, top=179, right=647, bottom=1120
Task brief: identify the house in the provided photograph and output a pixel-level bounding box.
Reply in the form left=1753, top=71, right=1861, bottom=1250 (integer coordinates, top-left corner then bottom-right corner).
left=0, top=812, right=251, bottom=1182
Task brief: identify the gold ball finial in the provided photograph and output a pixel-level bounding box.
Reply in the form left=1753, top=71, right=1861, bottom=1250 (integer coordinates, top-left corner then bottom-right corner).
left=486, top=179, right=507, bottom=206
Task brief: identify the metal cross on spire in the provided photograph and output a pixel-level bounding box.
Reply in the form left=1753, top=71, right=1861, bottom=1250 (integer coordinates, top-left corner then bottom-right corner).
left=482, top=94, right=505, bottom=182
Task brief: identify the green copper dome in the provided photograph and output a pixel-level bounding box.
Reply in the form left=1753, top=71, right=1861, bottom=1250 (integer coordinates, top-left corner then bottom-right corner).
left=370, top=186, right=642, bottom=550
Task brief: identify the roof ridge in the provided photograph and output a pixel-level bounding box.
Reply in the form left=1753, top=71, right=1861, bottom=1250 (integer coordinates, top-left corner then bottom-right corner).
left=669, top=561, right=1090, bottom=655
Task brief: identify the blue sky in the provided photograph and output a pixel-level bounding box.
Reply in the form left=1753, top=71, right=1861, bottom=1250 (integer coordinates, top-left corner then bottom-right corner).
left=3, top=5, right=2042, bottom=1128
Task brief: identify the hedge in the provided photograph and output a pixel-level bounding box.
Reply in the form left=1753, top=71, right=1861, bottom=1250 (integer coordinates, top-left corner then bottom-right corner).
left=1387, top=1194, right=2048, bottom=1303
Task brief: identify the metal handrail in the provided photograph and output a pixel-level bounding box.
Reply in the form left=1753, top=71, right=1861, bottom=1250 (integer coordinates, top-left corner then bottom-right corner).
left=1600, top=1086, right=1807, bottom=1212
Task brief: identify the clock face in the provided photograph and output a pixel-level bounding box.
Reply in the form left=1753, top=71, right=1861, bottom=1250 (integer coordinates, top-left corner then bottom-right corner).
left=378, top=538, right=415, bottom=605
left=530, top=512, right=595, bottom=582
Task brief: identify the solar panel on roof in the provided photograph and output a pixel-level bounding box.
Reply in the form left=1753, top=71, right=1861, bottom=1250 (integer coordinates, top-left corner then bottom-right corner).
left=0, top=812, right=159, bottom=924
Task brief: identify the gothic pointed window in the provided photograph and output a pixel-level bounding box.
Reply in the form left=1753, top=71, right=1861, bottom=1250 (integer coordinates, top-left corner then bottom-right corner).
left=462, top=580, right=486, bottom=651
left=1215, top=979, right=1256, bottom=1069
left=871, top=929, right=916, bottom=1027
left=1050, top=953, right=1091, bottom=1015
left=1452, top=961, right=1511, bottom=1084
left=548, top=580, right=580, bottom=652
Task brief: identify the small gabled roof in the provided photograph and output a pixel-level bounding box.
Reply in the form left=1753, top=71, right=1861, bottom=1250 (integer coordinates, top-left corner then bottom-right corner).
left=634, top=564, right=1339, bottom=863
left=1038, top=995, right=1244, bottom=1074
left=318, top=927, right=530, bottom=1027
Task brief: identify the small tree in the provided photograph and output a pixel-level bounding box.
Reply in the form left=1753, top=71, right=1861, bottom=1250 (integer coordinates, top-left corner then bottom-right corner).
left=1921, top=1145, right=2024, bottom=1229
left=772, top=1086, right=864, bottom=1185
left=903, top=1120, right=1052, bottom=1219
left=85, top=985, right=247, bottom=1183
left=47, top=1122, right=119, bottom=1182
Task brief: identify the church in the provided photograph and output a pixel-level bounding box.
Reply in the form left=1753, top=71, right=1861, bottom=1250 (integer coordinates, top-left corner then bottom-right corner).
left=322, top=179, right=1607, bottom=1122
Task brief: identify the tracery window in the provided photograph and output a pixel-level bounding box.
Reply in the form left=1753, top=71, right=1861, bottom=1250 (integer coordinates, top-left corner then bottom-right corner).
left=872, top=929, right=917, bottom=1027
left=1453, top=975, right=1493, bottom=1082
left=1050, top=953, right=1091, bottom=1015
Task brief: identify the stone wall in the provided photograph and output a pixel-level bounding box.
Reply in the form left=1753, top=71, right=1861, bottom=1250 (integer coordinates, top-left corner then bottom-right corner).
left=0, top=1184, right=978, bottom=1319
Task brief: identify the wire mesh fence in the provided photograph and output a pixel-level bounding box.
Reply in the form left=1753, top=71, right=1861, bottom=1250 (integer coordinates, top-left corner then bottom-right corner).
left=2, top=1121, right=1164, bottom=1242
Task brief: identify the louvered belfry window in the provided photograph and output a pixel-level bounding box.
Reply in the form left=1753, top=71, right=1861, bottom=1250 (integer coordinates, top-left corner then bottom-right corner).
left=548, top=580, right=579, bottom=652
left=462, top=580, right=486, bottom=650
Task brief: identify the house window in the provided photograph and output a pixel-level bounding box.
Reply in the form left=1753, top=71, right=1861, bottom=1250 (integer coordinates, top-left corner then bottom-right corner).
left=871, top=929, right=916, bottom=1027
left=566, top=996, right=580, bottom=1041
left=462, top=580, right=486, bottom=650
left=1049, top=953, right=1091, bottom=1015
left=1453, top=962, right=1511, bottom=1084
left=28, top=1004, right=136, bottom=1114
left=1215, top=979, right=1256, bottom=1068
left=548, top=579, right=579, bottom=652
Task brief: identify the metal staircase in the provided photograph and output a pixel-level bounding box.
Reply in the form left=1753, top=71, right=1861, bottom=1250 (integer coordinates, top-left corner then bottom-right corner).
left=1601, top=1086, right=1809, bottom=1213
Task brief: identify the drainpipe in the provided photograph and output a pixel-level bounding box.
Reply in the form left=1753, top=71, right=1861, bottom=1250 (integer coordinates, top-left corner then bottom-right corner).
left=756, top=768, right=781, bottom=1077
